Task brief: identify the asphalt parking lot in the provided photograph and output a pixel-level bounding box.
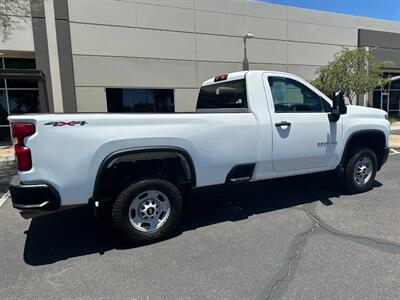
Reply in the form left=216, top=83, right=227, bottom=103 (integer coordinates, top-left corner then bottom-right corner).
left=0, top=155, right=399, bottom=299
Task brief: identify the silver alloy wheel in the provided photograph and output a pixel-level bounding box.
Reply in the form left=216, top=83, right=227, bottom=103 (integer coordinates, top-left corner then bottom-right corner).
left=354, top=156, right=373, bottom=185
left=128, top=190, right=171, bottom=233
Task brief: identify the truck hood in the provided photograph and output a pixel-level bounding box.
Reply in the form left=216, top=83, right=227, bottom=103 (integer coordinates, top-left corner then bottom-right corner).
left=346, top=105, right=387, bottom=119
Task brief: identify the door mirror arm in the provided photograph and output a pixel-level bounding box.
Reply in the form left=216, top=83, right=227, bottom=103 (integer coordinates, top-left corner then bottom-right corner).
left=328, top=110, right=340, bottom=122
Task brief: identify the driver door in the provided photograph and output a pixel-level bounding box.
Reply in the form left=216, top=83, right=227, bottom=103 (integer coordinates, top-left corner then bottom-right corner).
left=265, top=74, right=342, bottom=173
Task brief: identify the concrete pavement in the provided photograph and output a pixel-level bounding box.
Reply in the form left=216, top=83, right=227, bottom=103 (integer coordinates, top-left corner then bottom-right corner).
left=0, top=155, right=399, bottom=299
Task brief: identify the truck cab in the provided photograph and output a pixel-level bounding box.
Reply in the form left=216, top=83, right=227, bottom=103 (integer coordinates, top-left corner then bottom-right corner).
left=200, top=71, right=389, bottom=178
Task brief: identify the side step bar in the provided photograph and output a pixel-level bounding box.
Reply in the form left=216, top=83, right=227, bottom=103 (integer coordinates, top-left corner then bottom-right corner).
left=225, top=163, right=256, bottom=183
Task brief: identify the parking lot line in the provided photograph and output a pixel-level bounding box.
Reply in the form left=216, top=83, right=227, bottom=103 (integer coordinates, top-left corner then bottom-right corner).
left=0, top=192, right=10, bottom=207
left=390, top=149, right=400, bottom=155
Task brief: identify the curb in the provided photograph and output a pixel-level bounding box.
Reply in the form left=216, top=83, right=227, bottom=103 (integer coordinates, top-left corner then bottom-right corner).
left=0, top=145, right=15, bottom=168
left=0, top=157, right=15, bottom=168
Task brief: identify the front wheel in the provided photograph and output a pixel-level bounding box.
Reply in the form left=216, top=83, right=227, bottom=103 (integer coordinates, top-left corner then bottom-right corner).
left=343, top=147, right=377, bottom=194
left=112, top=179, right=183, bottom=244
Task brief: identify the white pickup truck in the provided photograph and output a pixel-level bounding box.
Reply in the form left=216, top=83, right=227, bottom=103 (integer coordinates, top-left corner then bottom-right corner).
left=8, top=71, right=390, bottom=244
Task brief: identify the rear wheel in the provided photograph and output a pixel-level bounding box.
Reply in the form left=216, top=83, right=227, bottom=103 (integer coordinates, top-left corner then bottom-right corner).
left=343, top=147, right=377, bottom=194
left=112, top=179, right=183, bottom=244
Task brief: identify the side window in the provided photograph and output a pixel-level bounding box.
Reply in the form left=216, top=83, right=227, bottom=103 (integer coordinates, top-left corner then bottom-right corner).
left=321, top=98, right=332, bottom=112
left=268, top=77, right=324, bottom=113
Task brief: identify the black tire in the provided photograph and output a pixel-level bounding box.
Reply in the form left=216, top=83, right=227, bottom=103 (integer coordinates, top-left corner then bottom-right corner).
left=112, top=179, right=183, bottom=245
left=343, top=147, right=377, bottom=194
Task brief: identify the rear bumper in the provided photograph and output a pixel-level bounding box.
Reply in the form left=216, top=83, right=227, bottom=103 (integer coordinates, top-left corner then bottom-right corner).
left=9, top=176, right=60, bottom=211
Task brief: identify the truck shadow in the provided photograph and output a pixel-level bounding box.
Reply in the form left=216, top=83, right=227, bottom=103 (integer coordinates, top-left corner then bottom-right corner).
left=23, top=172, right=382, bottom=266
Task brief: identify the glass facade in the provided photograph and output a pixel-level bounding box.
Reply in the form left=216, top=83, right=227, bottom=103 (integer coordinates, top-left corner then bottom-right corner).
left=372, top=71, right=400, bottom=118
left=106, top=88, right=174, bottom=113
left=0, top=58, right=40, bottom=145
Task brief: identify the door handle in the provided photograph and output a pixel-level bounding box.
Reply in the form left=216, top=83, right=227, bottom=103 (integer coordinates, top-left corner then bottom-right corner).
left=275, top=121, right=291, bottom=127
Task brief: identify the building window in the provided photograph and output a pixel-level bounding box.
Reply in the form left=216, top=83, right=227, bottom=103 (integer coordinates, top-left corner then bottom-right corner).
left=4, top=58, right=36, bottom=69
left=106, top=88, right=174, bottom=113
left=0, top=58, right=39, bottom=145
left=372, top=71, right=400, bottom=118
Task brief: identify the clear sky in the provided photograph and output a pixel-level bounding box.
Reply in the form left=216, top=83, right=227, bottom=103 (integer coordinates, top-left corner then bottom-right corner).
left=262, top=0, right=400, bottom=21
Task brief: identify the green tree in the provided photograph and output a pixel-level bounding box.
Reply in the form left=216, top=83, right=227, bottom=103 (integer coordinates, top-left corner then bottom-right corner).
left=310, top=47, right=390, bottom=101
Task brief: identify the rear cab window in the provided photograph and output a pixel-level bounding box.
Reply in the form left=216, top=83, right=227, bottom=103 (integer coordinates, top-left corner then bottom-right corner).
left=196, top=79, right=248, bottom=112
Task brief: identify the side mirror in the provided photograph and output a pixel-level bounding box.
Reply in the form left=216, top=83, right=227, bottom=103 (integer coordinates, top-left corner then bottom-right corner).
left=329, top=91, right=347, bottom=122
left=333, top=91, right=347, bottom=114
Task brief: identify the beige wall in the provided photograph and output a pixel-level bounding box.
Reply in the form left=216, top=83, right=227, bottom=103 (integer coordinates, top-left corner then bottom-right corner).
left=76, top=87, right=107, bottom=112
left=0, top=0, right=33, bottom=51
left=67, top=0, right=400, bottom=112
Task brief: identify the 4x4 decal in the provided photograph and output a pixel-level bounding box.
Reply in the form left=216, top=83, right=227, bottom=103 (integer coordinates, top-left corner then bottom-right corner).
left=44, top=121, right=87, bottom=127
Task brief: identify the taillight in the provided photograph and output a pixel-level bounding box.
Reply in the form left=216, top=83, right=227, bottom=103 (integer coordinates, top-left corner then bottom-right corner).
left=12, top=123, right=36, bottom=171
left=214, top=74, right=228, bottom=82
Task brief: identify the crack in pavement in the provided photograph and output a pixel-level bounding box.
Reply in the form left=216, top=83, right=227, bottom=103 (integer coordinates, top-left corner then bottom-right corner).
left=255, top=213, right=318, bottom=300
left=256, top=201, right=400, bottom=300
left=306, top=203, right=400, bottom=254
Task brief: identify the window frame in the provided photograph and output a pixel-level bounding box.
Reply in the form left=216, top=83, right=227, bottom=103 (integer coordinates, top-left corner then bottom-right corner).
left=266, top=75, right=332, bottom=114
left=0, top=57, right=40, bottom=145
